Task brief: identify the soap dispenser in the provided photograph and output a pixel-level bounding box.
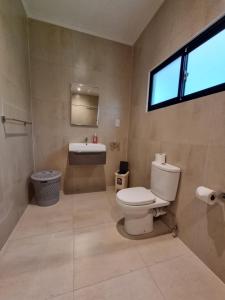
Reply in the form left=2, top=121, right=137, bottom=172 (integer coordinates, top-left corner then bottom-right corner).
left=92, top=133, right=98, bottom=144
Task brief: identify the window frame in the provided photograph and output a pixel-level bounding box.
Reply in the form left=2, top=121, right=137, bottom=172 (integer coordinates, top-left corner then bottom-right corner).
left=148, top=14, right=225, bottom=112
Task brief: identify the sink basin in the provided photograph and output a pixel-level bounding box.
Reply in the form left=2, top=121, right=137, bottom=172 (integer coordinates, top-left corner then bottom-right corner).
left=69, top=143, right=106, bottom=153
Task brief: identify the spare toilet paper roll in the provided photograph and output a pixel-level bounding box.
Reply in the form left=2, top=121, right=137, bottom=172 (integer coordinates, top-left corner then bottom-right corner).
left=195, top=186, right=217, bottom=205
left=155, top=153, right=166, bottom=164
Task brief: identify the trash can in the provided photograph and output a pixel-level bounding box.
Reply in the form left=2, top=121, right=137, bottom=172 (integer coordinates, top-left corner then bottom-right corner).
left=31, top=170, right=62, bottom=206
left=115, top=161, right=129, bottom=192
left=115, top=171, right=129, bottom=192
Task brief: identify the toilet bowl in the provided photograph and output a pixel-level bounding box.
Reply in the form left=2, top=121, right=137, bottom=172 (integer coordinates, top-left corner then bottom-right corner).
left=116, top=161, right=180, bottom=236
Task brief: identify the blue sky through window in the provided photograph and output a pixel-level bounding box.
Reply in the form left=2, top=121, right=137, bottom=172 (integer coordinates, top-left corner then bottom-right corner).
left=151, top=57, right=181, bottom=105
left=185, top=29, right=225, bottom=95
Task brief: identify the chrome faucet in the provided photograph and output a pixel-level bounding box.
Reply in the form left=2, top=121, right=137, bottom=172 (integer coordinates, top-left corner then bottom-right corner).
left=84, top=137, right=88, bottom=145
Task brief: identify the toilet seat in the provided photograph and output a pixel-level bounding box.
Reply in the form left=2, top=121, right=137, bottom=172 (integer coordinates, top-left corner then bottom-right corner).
left=117, top=187, right=155, bottom=206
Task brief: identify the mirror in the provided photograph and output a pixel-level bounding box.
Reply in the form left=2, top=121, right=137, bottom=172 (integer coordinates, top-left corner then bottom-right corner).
left=71, top=83, right=99, bottom=127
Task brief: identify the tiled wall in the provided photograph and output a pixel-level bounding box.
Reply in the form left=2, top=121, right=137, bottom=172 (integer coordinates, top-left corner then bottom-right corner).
left=29, top=19, right=132, bottom=193
left=0, top=0, right=33, bottom=247
left=128, top=0, right=225, bottom=282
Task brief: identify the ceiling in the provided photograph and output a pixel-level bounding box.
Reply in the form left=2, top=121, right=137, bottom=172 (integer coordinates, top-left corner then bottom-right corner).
left=22, top=0, right=164, bottom=45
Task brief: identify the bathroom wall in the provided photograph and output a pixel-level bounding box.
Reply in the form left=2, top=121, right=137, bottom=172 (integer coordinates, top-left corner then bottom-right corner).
left=129, top=0, right=225, bottom=282
left=0, top=0, right=33, bottom=247
left=29, top=19, right=132, bottom=193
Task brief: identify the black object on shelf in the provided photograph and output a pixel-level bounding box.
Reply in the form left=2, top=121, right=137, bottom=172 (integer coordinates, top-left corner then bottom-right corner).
left=118, top=161, right=129, bottom=174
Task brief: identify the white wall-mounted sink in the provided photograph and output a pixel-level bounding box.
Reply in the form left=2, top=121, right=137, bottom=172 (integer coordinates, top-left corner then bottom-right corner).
left=69, top=143, right=106, bottom=153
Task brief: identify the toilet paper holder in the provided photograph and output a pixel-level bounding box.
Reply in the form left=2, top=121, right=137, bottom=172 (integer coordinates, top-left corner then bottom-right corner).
left=211, top=192, right=225, bottom=202
left=217, top=192, right=225, bottom=201
left=196, top=186, right=225, bottom=206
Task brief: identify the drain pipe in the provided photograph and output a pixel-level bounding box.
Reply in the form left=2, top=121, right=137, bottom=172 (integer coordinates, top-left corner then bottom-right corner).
left=153, top=207, right=167, bottom=218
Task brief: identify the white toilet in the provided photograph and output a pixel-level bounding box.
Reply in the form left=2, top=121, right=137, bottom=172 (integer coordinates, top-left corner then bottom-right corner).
left=116, top=161, right=181, bottom=235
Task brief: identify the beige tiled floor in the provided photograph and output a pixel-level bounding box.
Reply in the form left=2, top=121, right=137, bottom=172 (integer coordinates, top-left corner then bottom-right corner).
left=0, top=188, right=225, bottom=299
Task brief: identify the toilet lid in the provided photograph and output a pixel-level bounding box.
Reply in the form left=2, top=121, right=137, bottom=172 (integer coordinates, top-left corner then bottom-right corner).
left=117, top=187, right=155, bottom=206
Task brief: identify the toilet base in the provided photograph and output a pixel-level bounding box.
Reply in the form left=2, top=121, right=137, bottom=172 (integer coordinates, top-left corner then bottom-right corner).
left=124, top=212, right=153, bottom=235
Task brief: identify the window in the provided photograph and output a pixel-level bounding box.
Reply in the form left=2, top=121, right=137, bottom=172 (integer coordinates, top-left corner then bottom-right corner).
left=184, top=28, right=225, bottom=96
left=148, top=15, right=225, bottom=111
left=151, top=57, right=182, bottom=105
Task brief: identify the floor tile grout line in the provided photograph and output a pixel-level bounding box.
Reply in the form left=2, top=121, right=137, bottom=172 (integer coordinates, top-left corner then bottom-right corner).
left=135, top=244, right=149, bottom=267
left=74, top=223, right=119, bottom=237
left=46, top=288, right=74, bottom=300
left=74, top=244, right=139, bottom=261
left=73, top=265, right=148, bottom=292
left=147, top=252, right=203, bottom=299
left=148, top=252, right=192, bottom=268
left=135, top=243, right=190, bottom=269
left=5, top=227, right=74, bottom=244
left=36, top=229, right=74, bottom=299
left=8, top=214, right=74, bottom=241
left=147, top=267, right=168, bottom=300
left=73, top=224, right=145, bottom=260
left=8, top=216, right=116, bottom=243
left=74, top=221, right=115, bottom=233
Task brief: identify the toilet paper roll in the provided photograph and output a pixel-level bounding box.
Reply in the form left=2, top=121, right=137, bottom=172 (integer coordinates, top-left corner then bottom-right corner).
left=195, top=186, right=217, bottom=205
left=155, top=153, right=166, bottom=164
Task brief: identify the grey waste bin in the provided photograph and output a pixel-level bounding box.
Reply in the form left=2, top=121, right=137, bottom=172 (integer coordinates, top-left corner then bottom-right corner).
left=31, top=170, right=62, bottom=206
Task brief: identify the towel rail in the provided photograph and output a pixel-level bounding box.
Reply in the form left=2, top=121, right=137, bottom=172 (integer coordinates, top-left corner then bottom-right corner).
left=1, top=116, right=32, bottom=126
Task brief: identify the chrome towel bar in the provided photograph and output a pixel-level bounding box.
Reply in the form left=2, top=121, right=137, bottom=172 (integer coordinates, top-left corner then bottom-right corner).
left=1, top=115, right=32, bottom=126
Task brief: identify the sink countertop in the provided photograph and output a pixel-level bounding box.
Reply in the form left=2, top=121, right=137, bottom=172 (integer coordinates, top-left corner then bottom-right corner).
left=69, top=143, right=106, bottom=153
